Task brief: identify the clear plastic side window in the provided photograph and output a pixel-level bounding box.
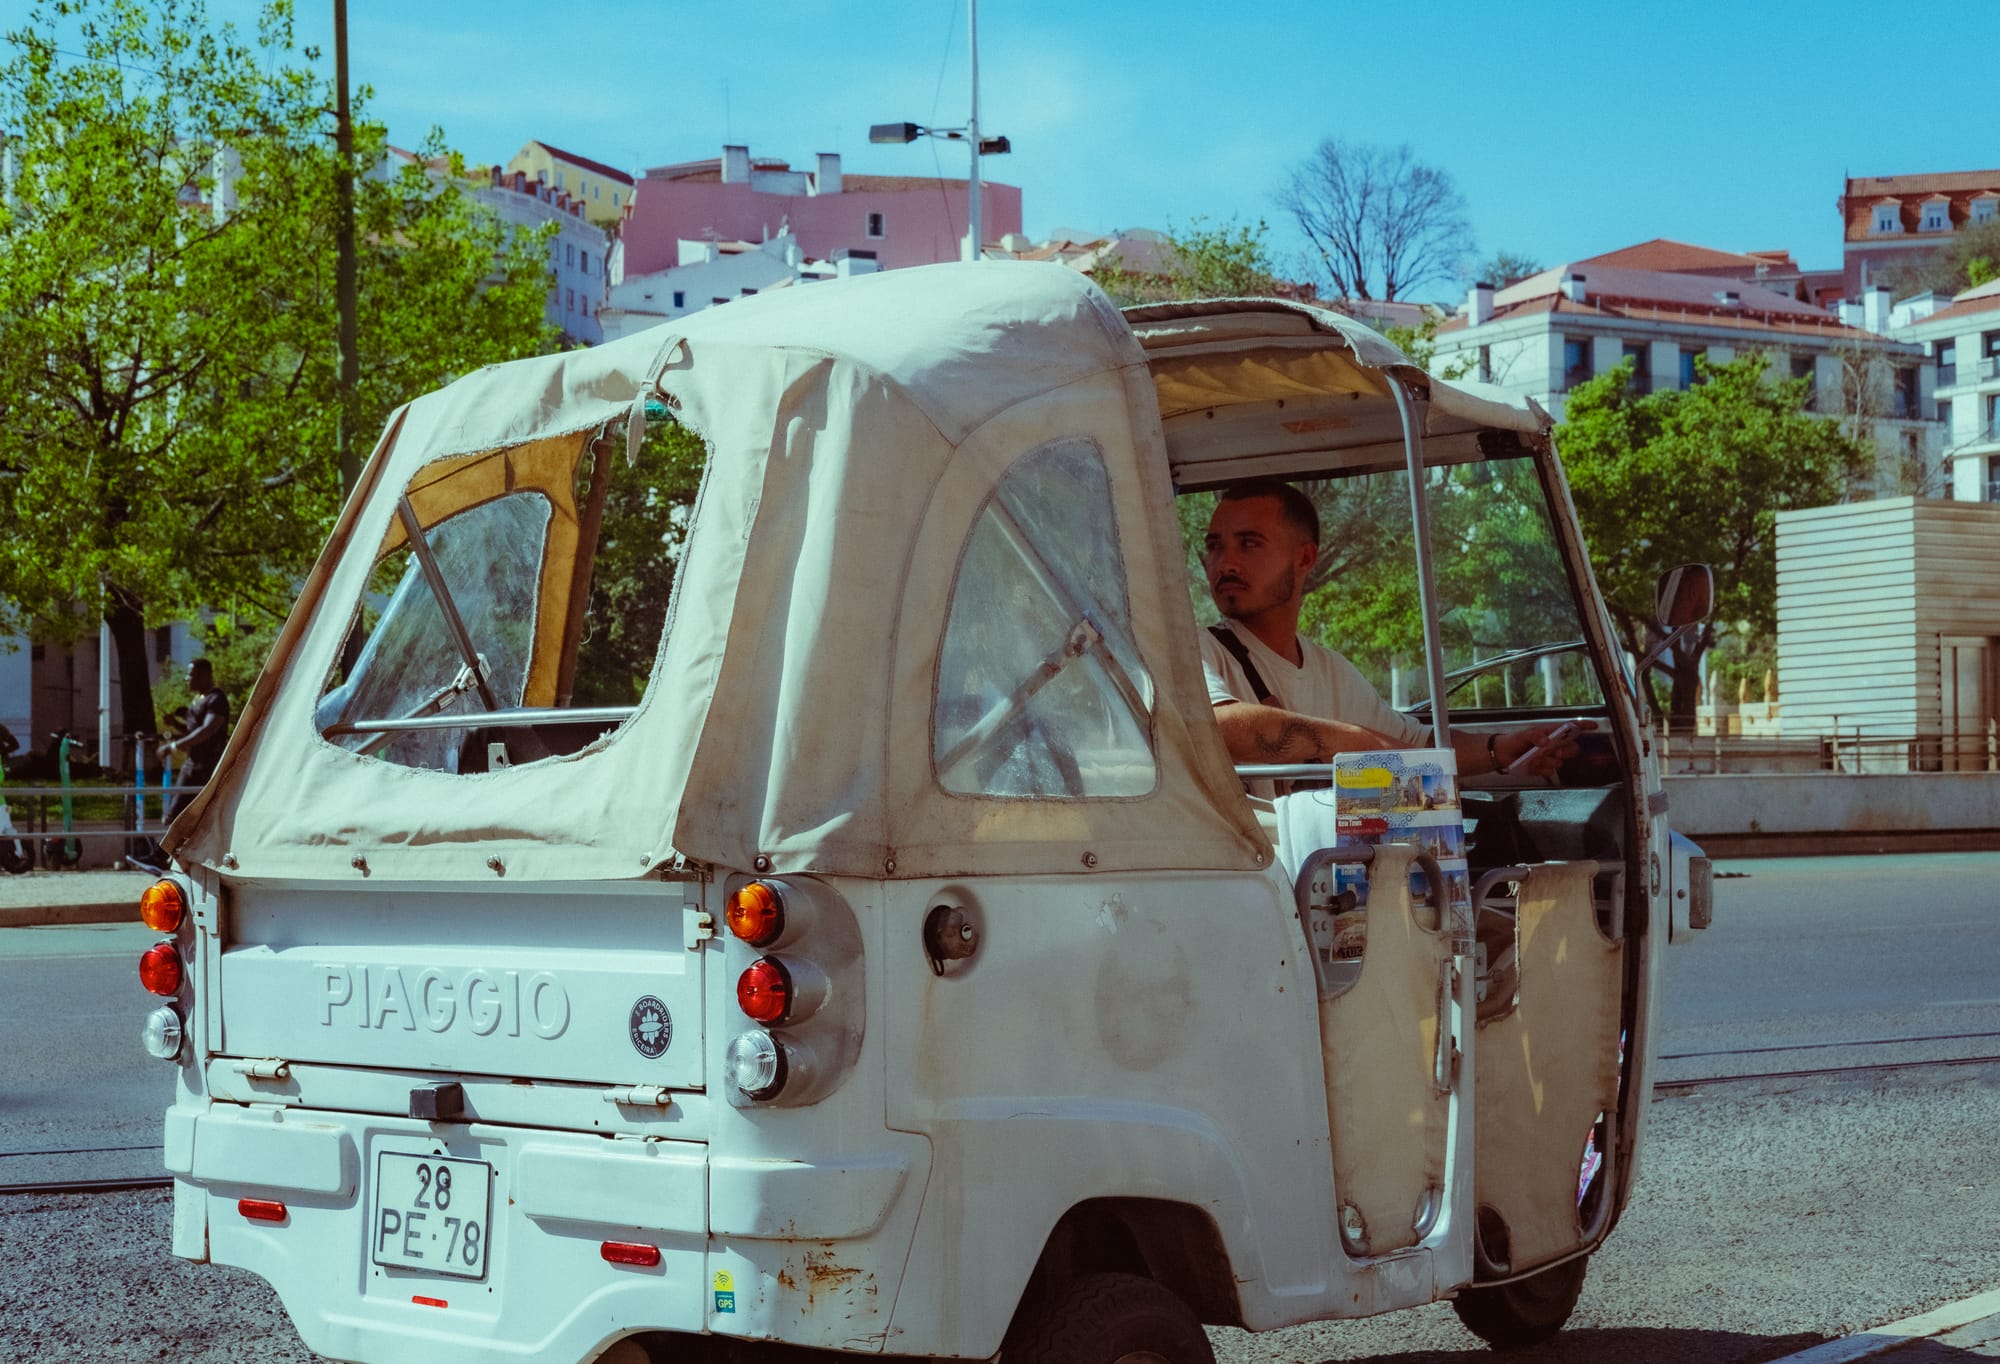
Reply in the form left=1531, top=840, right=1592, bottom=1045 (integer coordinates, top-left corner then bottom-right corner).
left=318, top=493, right=549, bottom=771
left=933, top=438, right=1158, bottom=798
left=316, top=416, right=707, bottom=772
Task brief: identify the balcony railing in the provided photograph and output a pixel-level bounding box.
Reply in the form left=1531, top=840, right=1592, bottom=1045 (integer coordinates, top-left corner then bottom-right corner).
left=1661, top=725, right=2000, bottom=774
left=1979, top=355, right=2000, bottom=382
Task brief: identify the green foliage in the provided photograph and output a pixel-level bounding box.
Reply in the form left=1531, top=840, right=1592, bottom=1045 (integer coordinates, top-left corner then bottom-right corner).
left=1557, top=352, right=1866, bottom=720
left=0, top=0, right=556, bottom=744
left=1092, top=216, right=1280, bottom=306
left=1380, top=315, right=1476, bottom=381
left=568, top=418, right=710, bottom=706
left=1877, top=219, right=2000, bottom=298
left=1476, top=249, right=1543, bottom=288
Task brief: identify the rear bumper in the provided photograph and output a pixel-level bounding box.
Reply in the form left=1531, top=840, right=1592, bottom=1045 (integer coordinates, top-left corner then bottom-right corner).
left=170, top=1101, right=927, bottom=1363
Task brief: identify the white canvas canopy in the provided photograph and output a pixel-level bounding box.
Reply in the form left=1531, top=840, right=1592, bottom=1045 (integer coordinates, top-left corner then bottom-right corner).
left=168, top=264, right=1553, bottom=886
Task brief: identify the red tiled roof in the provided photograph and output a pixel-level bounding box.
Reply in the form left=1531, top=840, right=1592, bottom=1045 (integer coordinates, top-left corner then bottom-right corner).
left=1578, top=239, right=1796, bottom=275
left=1438, top=263, right=1874, bottom=341
left=1841, top=171, right=2000, bottom=242
left=526, top=141, right=634, bottom=186
left=1919, top=291, right=2000, bottom=327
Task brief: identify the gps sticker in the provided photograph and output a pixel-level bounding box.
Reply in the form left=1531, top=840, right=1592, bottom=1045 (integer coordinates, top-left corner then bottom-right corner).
left=713, top=1269, right=736, bottom=1314
left=629, top=996, right=673, bottom=1058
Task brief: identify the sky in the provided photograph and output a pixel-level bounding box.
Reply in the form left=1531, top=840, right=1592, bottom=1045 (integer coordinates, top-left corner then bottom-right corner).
left=10, top=0, right=2000, bottom=300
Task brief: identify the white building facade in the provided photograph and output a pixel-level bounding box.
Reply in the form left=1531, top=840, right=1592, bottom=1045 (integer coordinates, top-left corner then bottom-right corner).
left=1430, top=255, right=1939, bottom=495
left=1882, top=279, right=2000, bottom=501
left=474, top=168, right=611, bottom=346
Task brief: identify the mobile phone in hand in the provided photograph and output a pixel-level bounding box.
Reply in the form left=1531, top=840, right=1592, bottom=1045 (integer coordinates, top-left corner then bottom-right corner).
left=1504, top=721, right=1582, bottom=774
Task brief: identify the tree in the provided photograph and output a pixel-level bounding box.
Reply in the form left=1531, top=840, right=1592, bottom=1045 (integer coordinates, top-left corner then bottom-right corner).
left=1476, top=249, right=1543, bottom=288
left=0, top=0, right=556, bottom=762
left=1556, top=354, right=1868, bottom=727
left=1876, top=219, right=2000, bottom=298
left=1278, top=137, right=1473, bottom=302
left=1090, top=216, right=1281, bottom=306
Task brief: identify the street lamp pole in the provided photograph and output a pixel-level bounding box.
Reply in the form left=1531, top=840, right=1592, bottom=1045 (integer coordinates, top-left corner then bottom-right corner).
left=333, top=0, right=359, bottom=497
left=869, top=0, right=1008, bottom=264
left=966, top=0, right=980, bottom=262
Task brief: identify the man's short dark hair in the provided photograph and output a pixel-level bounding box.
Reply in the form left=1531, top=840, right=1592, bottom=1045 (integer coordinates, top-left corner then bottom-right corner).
left=190, top=658, right=214, bottom=682
left=1218, top=480, right=1319, bottom=549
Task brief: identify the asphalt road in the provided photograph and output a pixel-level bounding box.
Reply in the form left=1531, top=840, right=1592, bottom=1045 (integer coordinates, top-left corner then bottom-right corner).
left=3, top=854, right=1998, bottom=1362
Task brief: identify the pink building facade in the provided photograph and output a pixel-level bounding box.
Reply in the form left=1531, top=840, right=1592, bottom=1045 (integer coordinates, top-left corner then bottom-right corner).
left=622, top=145, right=1021, bottom=276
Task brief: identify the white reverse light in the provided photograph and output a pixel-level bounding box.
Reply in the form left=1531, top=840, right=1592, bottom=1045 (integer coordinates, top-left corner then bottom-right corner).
left=725, top=1029, right=787, bottom=1100
left=142, top=1006, right=184, bottom=1061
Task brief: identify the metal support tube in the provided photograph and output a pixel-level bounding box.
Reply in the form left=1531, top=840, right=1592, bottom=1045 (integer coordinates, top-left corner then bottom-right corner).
left=394, top=497, right=500, bottom=712
left=1390, top=378, right=1451, bottom=746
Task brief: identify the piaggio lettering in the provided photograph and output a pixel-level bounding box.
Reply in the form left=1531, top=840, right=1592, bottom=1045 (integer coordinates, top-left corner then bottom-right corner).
left=318, top=966, right=570, bottom=1040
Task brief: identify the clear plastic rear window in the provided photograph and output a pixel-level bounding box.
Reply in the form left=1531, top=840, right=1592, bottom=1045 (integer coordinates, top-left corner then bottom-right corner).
left=933, top=438, right=1158, bottom=798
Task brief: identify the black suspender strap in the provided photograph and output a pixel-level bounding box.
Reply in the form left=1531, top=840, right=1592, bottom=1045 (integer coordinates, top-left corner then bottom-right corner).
left=1207, top=624, right=1274, bottom=705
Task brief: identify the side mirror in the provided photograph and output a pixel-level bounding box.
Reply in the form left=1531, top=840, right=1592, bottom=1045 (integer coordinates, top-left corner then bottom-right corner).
left=1654, top=564, right=1714, bottom=631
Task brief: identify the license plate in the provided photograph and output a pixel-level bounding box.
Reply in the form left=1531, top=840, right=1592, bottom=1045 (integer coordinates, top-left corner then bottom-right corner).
left=370, top=1152, right=493, bottom=1279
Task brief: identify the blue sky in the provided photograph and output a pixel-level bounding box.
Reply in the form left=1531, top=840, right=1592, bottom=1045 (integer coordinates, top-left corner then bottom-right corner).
left=12, top=0, right=2000, bottom=297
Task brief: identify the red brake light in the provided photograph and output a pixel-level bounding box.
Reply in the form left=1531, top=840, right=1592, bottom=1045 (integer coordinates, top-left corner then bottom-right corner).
left=736, top=957, right=792, bottom=1025
left=139, top=942, right=183, bottom=996
left=601, top=1240, right=662, bottom=1267
left=139, top=880, right=186, bottom=933
left=726, top=881, right=786, bottom=946
left=238, top=1198, right=287, bottom=1222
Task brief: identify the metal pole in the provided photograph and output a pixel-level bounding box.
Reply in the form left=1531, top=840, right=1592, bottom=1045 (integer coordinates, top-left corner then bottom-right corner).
left=334, top=0, right=360, bottom=497
left=1389, top=378, right=1450, bottom=746
left=965, top=0, right=981, bottom=261
left=97, top=619, right=111, bottom=771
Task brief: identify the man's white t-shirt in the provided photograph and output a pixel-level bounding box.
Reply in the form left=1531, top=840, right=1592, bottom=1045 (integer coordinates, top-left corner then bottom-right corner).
left=1199, top=620, right=1430, bottom=748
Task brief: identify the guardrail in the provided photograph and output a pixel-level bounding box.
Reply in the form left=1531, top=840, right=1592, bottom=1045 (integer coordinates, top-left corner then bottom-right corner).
left=1660, top=728, right=1998, bottom=775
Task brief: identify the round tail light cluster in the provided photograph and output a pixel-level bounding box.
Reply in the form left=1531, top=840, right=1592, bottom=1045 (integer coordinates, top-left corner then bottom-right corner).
left=140, top=941, right=184, bottom=996
left=725, top=878, right=835, bottom=1103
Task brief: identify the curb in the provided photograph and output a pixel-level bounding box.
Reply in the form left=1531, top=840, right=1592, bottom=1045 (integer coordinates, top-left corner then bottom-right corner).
left=1769, top=1287, right=2000, bottom=1362
left=0, top=902, right=138, bottom=929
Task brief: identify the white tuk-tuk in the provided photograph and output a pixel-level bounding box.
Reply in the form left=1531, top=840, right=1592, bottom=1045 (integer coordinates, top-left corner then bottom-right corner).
left=139, top=262, right=1712, bottom=1363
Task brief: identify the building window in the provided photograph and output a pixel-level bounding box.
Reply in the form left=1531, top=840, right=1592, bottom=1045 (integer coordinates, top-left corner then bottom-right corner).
left=555, top=170, right=565, bottom=191
left=1562, top=336, right=1591, bottom=390
left=1939, top=397, right=1952, bottom=433
left=1939, top=339, right=1958, bottom=386
left=1791, top=353, right=1817, bottom=410
left=1920, top=202, right=1950, bottom=232
left=1622, top=342, right=1651, bottom=393
left=1872, top=205, right=1901, bottom=234
left=154, top=626, right=173, bottom=663
left=1987, top=455, right=2000, bottom=503
left=1679, top=347, right=1702, bottom=389
left=1989, top=393, right=2000, bottom=438
left=672, top=290, right=685, bottom=309
left=1477, top=345, right=1492, bottom=383
left=565, top=288, right=574, bottom=313
left=592, top=185, right=600, bottom=200
left=865, top=212, right=885, bottom=238
left=566, top=243, right=575, bottom=268
left=613, top=192, right=621, bottom=209
left=741, top=287, right=756, bottom=297
left=1894, top=367, right=1919, bottom=419
left=1974, top=198, right=1998, bottom=225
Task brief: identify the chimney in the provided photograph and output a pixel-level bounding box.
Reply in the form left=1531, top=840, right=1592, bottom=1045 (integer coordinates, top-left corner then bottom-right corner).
left=1560, top=272, right=1587, bottom=303
left=722, top=144, right=751, bottom=184
left=209, top=144, right=242, bottom=224
left=1863, top=284, right=1892, bottom=334
left=1468, top=281, right=1495, bottom=325
left=1839, top=300, right=1865, bottom=329
left=833, top=247, right=880, bottom=278
left=815, top=152, right=842, bottom=196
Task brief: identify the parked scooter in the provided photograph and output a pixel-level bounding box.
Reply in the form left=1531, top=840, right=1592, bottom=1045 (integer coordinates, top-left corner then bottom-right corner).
left=40, top=731, right=84, bottom=869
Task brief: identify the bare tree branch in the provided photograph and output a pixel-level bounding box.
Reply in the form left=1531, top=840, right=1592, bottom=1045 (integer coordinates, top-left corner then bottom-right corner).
left=1277, top=137, right=1473, bottom=302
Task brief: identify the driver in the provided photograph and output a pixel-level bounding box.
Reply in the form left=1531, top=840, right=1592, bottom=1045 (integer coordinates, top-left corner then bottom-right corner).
left=1199, top=480, right=1586, bottom=783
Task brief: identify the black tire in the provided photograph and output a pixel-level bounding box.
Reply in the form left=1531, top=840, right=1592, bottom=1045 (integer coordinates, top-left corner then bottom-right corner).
left=41, top=836, right=80, bottom=869
left=0, top=839, right=32, bottom=874
left=1003, top=1271, right=1214, bottom=1364
left=1451, top=1254, right=1589, bottom=1351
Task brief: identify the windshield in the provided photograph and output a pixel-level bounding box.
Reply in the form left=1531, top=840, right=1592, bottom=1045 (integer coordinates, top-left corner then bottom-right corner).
left=1183, top=454, right=1603, bottom=716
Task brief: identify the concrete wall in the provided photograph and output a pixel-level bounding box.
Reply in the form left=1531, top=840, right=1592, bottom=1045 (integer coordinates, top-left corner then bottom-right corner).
left=1667, top=771, right=2000, bottom=852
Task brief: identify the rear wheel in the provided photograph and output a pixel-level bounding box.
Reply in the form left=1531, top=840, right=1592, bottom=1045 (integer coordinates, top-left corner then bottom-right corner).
left=1451, top=1255, right=1589, bottom=1351
left=1003, top=1271, right=1214, bottom=1364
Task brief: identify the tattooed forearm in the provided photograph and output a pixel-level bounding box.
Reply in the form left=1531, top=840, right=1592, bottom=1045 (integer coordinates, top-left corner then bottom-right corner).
left=1255, top=719, right=1323, bottom=761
